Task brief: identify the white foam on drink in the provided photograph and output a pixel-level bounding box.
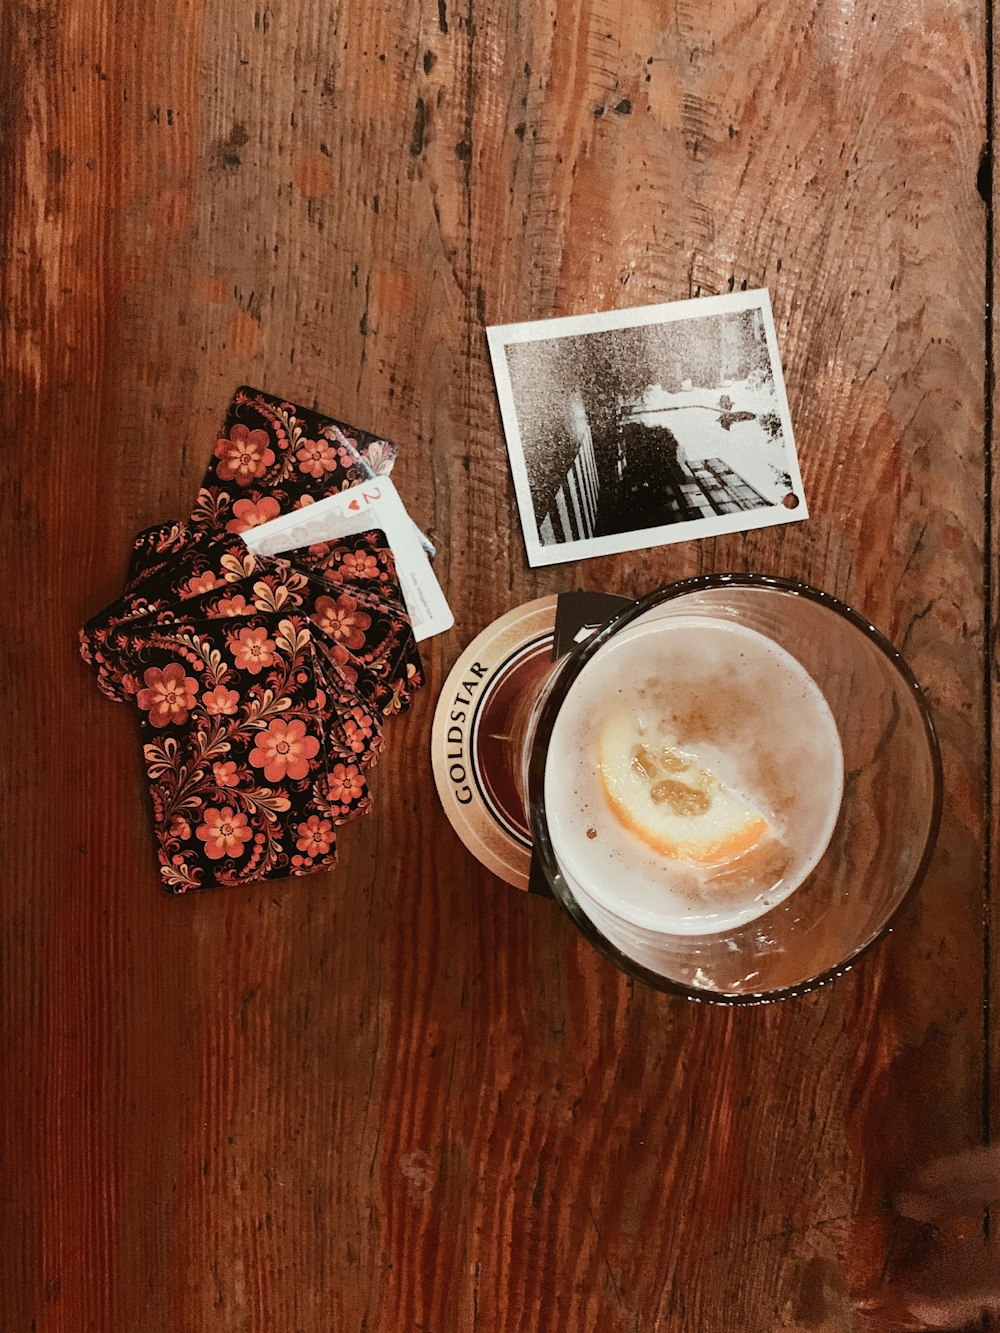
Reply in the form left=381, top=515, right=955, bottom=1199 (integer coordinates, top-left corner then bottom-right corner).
left=544, top=614, right=844, bottom=936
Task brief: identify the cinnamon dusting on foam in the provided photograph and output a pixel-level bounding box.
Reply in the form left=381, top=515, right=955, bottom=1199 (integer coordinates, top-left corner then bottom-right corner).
left=544, top=614, right=845, bottom=935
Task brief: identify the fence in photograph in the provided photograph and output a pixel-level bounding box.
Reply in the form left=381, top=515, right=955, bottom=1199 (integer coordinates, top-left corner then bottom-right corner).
left=537, top=397, right=601, bottom=546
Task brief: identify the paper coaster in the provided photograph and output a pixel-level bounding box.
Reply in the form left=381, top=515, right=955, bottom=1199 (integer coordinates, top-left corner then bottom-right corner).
left=431, top=596, right=558, bottom=890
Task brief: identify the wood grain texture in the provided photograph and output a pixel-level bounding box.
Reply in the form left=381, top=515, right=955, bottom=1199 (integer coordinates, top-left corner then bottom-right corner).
left=992, top=0, right=1000, bottom=1273
left=0, top=1, right=989, bottom=1330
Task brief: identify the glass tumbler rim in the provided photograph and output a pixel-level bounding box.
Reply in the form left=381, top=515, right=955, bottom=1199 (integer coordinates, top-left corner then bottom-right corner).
left=526, top=571, right=944, bottom=1005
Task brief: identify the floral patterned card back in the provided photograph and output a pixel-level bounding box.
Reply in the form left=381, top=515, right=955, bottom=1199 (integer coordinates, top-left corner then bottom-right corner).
left=80, top=386, right=425, bottom=893
left=116, top=615, right=376, bottom=891
left=109, top=572, right=422, bottom=720
left=84, top=528, right=419, bottom=712
left=125, top=386, right=399, bottom=590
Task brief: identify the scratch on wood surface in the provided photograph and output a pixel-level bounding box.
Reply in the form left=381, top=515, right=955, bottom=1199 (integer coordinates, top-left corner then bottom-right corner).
left=410, top=96, right=427, bottom=155
left=212, top=121, right=250, bottom=173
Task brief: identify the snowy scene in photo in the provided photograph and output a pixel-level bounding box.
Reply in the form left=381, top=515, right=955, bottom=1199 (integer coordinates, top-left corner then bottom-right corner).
left=487, top=291, right=807, bottom=568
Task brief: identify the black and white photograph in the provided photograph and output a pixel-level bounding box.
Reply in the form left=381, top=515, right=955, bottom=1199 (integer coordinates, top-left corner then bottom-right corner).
left=487, top=290, right=807, bottom=567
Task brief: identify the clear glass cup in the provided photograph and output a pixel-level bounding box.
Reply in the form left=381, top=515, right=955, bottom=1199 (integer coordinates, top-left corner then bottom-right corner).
left=522, top=574, right=942, bottom=1004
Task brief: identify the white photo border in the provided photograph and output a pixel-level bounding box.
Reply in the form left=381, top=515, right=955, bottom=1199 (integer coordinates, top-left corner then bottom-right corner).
left=487, top=289, right=808, bottom=568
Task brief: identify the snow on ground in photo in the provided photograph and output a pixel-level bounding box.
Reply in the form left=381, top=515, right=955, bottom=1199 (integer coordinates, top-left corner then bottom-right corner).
left=626, top=377, right=795, bottom=504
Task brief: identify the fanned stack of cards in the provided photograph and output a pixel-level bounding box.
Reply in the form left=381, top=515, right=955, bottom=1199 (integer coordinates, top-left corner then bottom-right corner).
left=81, top=387, right=436, bottom=893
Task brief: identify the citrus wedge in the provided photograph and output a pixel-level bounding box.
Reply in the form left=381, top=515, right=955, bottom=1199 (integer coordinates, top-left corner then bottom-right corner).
left=597, top=711, right=768, bottom=866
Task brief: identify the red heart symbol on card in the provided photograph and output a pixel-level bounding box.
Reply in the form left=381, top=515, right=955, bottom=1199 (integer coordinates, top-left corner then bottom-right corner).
left=347, top=498, right=361, bottom=511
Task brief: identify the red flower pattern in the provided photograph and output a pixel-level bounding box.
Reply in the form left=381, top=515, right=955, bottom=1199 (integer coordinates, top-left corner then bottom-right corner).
left=212, top=761, right=240, bottom=788
left=326, top=763, right=365, bottom=804
left=314, top=594, right=372, bottom=650
left=202, top=685, right=240, bottom=715
left=323, top=640, right=358, bottom=688
left=340, top=550, right=381, bottom=581
left=214, top=424, right=275, bottom=485
left=296, top=438, right=338, bottom=479
left=81, top=390, right=425, bottom=892
left=249, top=718, right=321, bottom=782
left=136, top=663, right=199, bottom=728
left=230, top=626, right=278, bottom=674
left=215, top=593, right=251, bottom=617
left=226, top=495, right=281, bottom=534
left=343, top=713, right=374, bottom=753
left=186, top=570, right=221, bottom=595
left=295, top=815, right=335, bottom=856
left=196, top=806, right=254, bottom=860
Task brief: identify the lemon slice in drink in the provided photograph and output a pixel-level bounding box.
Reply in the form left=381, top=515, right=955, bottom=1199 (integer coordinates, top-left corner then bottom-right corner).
left=597, top=712, right=768, bottom=866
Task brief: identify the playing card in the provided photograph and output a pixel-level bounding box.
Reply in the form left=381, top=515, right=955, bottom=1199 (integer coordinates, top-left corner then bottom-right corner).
left=244, top=477, right=453, bottom=642
left=124, top=386, right=399, bottom=589
left=85, top=531, right=422, bottom=717
left=81, top=385, right=429, bottom=892
left=113, top=617, right=367, bottom=891
left=186, top=386, right=388, bottom=536
left=113, top=582, right=421, bottom=720
left=113, top=604, right=376, bottom=756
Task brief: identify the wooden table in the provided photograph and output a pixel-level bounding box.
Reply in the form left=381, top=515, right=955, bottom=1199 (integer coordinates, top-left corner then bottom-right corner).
left=1, top=2, right=991, bottom=1329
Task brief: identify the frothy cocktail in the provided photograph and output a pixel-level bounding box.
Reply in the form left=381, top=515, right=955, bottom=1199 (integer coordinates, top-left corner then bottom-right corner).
left=544, top=614, right=844, bottom=936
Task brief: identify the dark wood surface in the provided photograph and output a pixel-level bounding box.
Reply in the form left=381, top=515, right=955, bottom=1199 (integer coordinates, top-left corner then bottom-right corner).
left=0, top=2, right=991, bottom=1329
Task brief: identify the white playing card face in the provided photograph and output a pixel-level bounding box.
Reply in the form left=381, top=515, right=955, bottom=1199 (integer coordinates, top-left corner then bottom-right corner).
left=242, top=477, right=454, bottom=642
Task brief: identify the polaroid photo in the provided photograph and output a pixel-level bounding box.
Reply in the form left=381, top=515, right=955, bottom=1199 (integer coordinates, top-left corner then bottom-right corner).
left=487, top=290, right=807, bottom=568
